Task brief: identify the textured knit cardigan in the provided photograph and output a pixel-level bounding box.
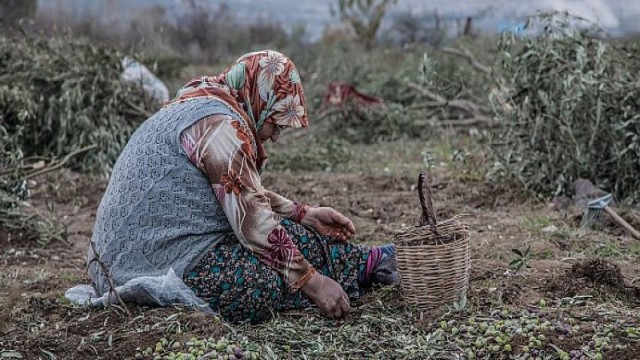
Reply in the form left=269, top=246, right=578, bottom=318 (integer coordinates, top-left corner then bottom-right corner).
left=88, top=98, right=241, bottom=295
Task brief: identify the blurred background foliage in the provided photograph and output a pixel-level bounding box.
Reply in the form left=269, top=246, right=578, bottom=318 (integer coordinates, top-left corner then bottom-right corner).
left=1, top=0, right=639, bottom=244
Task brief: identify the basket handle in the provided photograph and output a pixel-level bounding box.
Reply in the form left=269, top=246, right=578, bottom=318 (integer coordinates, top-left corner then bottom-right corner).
left=418, top=172, right=438, bottom=233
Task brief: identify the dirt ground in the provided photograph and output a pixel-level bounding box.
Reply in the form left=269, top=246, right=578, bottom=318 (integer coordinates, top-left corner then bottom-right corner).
left=1, top=140, right=640, bottom=359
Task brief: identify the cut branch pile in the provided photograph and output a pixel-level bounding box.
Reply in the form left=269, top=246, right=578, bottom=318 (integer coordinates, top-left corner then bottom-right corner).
left=0, top=35, right=159, bottom=243
left=406, top=80, right=494, bottom=127
left=487, top=12, right=640, bottom=204
left=0, top=35, right=158, bottom=175
left=313, top=44, right=497, bottom=144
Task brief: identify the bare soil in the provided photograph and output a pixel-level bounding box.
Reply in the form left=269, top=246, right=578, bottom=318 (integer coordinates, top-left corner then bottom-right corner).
left=2, top=164, right=639, bottom=359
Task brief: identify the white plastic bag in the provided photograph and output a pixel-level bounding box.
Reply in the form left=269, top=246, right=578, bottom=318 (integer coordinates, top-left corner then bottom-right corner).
left=65, top=268, right=214, bottom=314
left=120, top=56, right=170, bottom=104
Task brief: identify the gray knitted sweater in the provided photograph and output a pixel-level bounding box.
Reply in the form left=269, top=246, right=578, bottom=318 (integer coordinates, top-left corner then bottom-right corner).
left=88, top=98, right=240, bottom=295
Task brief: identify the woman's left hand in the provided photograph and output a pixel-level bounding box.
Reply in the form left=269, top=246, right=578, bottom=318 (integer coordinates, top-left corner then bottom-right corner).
left=301, top=207, right=356, bottom=242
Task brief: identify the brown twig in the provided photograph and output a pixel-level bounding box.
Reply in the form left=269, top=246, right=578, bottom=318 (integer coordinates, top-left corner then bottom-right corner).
left=24, top=145, right=98, bottom=180
left=0, top=160, right=45, bottom=177
left=440, top=116, right=497, bottom=127
left=407, top=82, right=491, bottom=115
left=0, top=168, right=17, bottom=177
left=124, top=99, right=154, bottom=119
left=88, top=241, right=131, bottom=316
left=441, top=46, right=492, bottom=75
left=418, top=172, right=438, bottom=233
left=0, top=145, right=98, bottom=179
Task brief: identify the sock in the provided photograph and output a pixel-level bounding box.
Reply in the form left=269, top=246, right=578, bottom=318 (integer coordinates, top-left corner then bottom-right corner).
left=360, top=244, right=395, bottom=285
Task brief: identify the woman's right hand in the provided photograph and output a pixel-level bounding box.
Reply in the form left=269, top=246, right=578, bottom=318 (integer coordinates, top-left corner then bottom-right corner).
left=301, top=272, right=350, bottom=319
left=301, top=207, right=355, bottom=242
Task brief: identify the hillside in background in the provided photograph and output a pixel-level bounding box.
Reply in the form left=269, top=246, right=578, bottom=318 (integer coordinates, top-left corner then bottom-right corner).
left=36, top=0, right=640, bottom=40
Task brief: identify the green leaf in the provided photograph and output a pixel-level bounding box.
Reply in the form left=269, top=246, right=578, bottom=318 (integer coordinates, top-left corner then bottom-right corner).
left=225, top=61, right=246, bottom=90
left=289, top=69, right=301, bottom=84
left=0, top=351, right=23, bottom=359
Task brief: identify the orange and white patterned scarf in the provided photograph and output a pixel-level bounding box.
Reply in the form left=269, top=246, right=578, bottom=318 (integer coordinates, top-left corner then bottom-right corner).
left=169, top=50, right=309, bottom=171
left=171, top=50, right=309, bottom=130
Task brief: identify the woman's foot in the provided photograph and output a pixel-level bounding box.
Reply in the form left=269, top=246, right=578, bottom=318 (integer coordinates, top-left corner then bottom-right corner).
left=361, top=244, right=399, bottom=287
left=370, top=244, right=399, bottom=286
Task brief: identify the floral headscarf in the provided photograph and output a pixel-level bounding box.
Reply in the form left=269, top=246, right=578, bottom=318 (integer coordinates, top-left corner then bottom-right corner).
left=171, top=50, right=309, bottom=131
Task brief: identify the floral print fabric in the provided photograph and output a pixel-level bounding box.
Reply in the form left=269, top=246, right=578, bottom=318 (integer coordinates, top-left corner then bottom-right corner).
left=179, top=114, right=314, bottom=290
left=173, top=51, right=314, bottom=292
left=183, top=219, right=369, bottom=324
left=172, top=50, right=308, bottom=130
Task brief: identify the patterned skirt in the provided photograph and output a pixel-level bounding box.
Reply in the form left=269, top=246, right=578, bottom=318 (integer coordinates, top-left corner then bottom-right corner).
left=183, top=219, right=370, bottom=323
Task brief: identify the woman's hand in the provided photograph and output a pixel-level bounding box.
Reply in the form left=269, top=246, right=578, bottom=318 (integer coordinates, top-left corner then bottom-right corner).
left=301, top=207, right=356, bottom=242
left=301, top=272, right=350, bottom=319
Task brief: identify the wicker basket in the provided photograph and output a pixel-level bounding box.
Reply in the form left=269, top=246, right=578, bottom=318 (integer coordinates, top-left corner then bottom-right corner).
left=394, top=172, right=471, bottom=309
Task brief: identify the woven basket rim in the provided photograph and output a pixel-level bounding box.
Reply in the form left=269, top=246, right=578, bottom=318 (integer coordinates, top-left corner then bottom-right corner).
left=394, top=213, right=470, bottom=231
left=393, top=214, right=470, bottom=245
